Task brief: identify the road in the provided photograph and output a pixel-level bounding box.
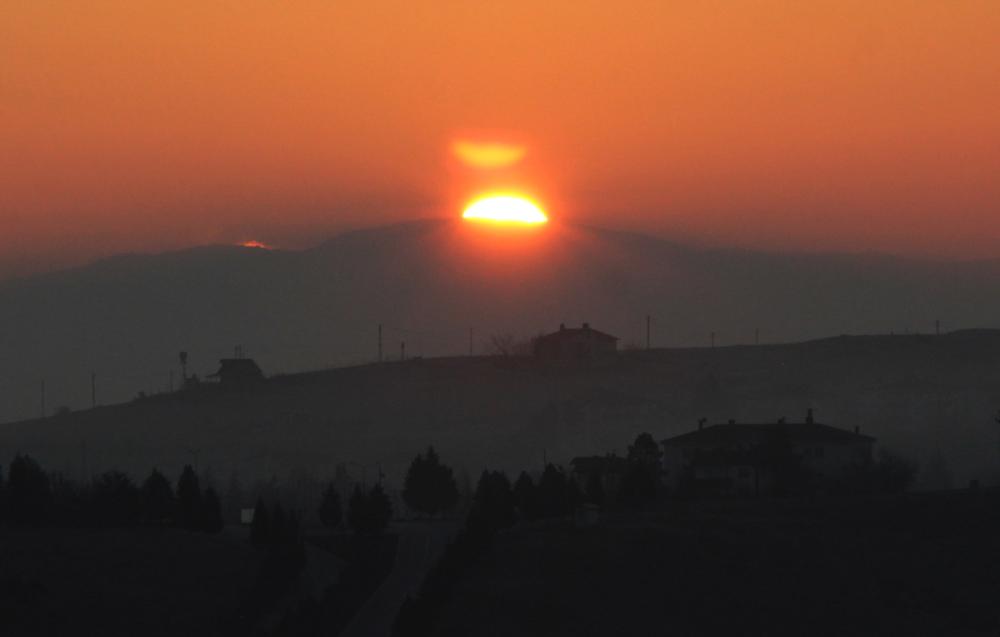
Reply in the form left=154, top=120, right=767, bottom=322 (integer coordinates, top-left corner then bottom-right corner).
left=339, top=519, right=459, bottom=637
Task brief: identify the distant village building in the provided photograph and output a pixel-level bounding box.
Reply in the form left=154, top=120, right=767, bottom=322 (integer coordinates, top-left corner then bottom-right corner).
left=534, top=323, right=618, bottom=363
left=570, top=454, right=630, bottom=497
left=661, top=410, right=875, bottom=496
left=211, top=358, right=264, bottom=389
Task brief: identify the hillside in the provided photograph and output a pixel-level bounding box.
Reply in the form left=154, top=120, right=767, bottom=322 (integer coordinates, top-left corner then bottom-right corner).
left=2, top=218, right=1000, bottom=424
left=2, top=331, right=999, bottom=490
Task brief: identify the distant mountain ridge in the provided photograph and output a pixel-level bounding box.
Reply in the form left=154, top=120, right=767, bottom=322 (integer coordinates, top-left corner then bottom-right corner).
left=1, top=218, right=999, bottom=424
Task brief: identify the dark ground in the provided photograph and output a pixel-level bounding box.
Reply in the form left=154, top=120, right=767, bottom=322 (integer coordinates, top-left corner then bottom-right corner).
left=434, top=491, right=1000, bottom=636
left=0, top=527, right=258, bottom=637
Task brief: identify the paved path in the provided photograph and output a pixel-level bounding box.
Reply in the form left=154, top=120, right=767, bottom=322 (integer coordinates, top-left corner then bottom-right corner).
left=339, top=519, right=459, bottom=637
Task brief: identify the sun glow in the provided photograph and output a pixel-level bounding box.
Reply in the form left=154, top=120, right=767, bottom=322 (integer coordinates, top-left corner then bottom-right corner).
left=239, top=240, right=271, bottom=249
left=452, top=141, right=527, bottom=169
left=462, top=194, right=548, bottom=224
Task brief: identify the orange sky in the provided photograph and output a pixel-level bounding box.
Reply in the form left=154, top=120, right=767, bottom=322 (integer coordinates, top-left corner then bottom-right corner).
left=2, top=1, right=999, bottom=277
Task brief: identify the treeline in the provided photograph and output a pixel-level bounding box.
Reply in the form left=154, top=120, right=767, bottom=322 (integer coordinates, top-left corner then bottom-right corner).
left=393, top=463, right=585, bottom=637
left=253, top=482, right=399, bottom=636
left=0, top=454, right=223, bottom=532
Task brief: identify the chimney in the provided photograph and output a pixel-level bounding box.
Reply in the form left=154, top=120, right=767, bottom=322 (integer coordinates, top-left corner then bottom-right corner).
left=583, top=322, right=590, bottom=330
left=854, top=426, right=860, bottom=435
left=559, top=323, right=566, bottom=331
left=806, top=408, right=814, bottom=425
left=698, top=417, right=707, bottom=431
left=728, top=419, right=736, bottom=425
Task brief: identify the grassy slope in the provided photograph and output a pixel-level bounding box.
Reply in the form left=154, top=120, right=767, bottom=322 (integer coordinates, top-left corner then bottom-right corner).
left=435, top=493, right=1000, bottom=637
left=0, top=527, right=258, bottom=637
left=2, top=331, right=1000, bottom=489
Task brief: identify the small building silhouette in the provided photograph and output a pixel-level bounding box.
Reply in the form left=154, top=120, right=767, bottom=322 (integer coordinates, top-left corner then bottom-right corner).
left=534, top=323, right=618, bottom=363
left=661, top=409, right=875, bottom=496
left=211, top=358, right=264, bottom=389
left=570, top=454, right=630, bottom=497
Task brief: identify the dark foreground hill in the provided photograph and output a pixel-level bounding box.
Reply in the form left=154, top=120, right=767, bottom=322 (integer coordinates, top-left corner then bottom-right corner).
left=2, top=330, right=999, bottom=490
left=434, top=492, right=1000, bottom=637
left=2, top=218, right=1000, bottom=424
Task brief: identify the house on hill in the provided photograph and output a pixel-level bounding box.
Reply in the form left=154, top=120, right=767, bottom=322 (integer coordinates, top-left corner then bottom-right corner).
left=533, top=323, right=618, bottom=363
left=661, top=409, right=875, bottom=496
left=211, top=358, right=264, bottom=389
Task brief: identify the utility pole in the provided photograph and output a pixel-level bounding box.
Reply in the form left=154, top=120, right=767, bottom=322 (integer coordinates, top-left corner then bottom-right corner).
left=91, top=372, right=96, bottom=409
left=400, top=341, right=406, bottom=361
left=378, top=324, right=383, bottom=362
left=179, top=351, right=188, bottom=382
left=646, top=315, right=651, bottom=350
left=40, top=380, right=46, bottom=419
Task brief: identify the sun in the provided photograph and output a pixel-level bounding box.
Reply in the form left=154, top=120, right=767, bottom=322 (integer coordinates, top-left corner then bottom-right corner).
left=462, top=194, right=548, bottom=225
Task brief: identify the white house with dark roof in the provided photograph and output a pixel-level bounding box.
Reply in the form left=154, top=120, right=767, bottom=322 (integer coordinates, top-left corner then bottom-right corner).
left=661, top=409, right=875, bottom=495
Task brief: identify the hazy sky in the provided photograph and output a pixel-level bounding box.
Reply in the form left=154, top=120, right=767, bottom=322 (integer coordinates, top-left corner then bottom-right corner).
left=3, top=1, right=999, bottom=278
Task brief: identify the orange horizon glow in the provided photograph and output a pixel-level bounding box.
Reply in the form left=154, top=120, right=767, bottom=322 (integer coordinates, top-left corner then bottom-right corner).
left=462, top=195, right=548, bottom=225
left=2, top=1, right=1000, bottom=277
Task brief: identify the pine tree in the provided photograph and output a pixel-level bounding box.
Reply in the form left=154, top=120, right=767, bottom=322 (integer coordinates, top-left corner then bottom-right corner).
left=176, top=464, right=202, bottom=530
left=402, top=446, right=459, bottom=517
left=318, top=483, right=343, bottom=532
left=471, top=470, right=515, bottom=531
left=92, top=470, right=140, bottom=525
left=140, top=468, right=175, bottom=525
left=8, top=454, right=51, bottom=524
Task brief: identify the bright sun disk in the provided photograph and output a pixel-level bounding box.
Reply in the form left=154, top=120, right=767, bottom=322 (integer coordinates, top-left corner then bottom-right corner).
left=462, top=195, right=548, bottom=224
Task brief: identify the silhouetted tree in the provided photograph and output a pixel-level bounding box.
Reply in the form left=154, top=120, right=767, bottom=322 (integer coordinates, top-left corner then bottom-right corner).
left=176, top=464, right=202, bottom=530
left=512, top=471, right=539, bottom=520
left=200, top=487, right=225, bottom=533
left=628, top=433, right=663, bottom=471
left=318, top=483, right=343, bottom=532
left=140, top=468, right=175, bottom=525
left=402, top=447, right=459, bottom=517
left=470, top=470, right=515, bottom=531
left=250, top=496, right=270, bottom=549
left=7, top=454, right=51, bottom=524
left=92, top=470, right=140, bottom=525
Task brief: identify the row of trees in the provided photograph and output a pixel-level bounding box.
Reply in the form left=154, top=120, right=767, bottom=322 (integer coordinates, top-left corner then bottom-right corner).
left=0, top=454, right=223, bottom=532
left=394, top=463, right=590, bottom=636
